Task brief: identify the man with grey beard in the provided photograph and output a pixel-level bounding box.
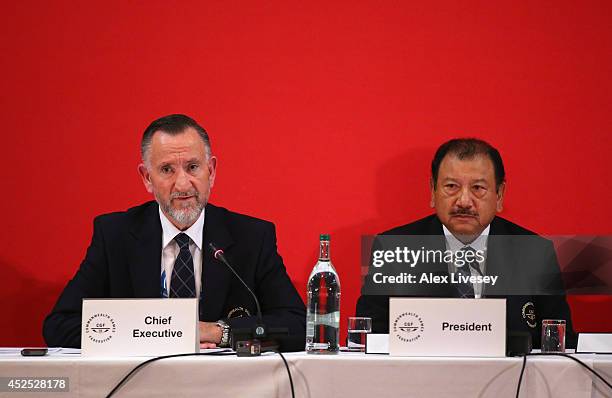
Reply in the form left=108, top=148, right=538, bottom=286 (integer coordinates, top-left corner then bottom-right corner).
left=43, top=114, right=306, bottom=348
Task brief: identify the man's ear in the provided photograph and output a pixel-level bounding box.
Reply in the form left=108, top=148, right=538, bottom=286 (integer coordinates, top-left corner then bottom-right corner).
left=496, top=182, right=506, bottom=212
left=207, top=156, right=217, bottom=188
left=429, top=178, right=435, bottom=208
left=138, top=163, right=154, bottom=194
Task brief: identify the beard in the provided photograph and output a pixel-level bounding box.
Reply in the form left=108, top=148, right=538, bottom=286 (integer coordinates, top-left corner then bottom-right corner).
left=156, top=189, right=207, bottom=228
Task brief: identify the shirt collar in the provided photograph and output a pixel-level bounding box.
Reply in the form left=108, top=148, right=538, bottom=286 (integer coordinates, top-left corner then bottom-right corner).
left=442, top=223, right=490, bottom=253
left=159, top=206, right=205, bottom=250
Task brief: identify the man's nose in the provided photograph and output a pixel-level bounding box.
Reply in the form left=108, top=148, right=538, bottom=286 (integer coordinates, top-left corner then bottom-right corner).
left=456, top=187, right=473, bottom=208
left=174, top=168, right=192, bottom=191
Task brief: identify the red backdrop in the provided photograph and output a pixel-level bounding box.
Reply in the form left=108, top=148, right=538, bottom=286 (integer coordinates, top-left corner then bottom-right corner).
left=1, top=1, right=611, bottom=346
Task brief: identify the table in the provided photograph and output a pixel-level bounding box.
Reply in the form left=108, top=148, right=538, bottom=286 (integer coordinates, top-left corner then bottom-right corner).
left=1, top=351, right=611, bottom=397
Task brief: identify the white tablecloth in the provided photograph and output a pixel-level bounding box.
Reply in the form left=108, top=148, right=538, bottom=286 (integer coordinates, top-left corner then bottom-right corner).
left=1, top=351, right=610, bottom=397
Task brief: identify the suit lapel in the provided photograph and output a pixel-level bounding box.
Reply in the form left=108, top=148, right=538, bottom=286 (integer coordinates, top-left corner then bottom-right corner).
left=200, top=204, right=235, bottom=321
left=128, top=202, right=163, bottom=298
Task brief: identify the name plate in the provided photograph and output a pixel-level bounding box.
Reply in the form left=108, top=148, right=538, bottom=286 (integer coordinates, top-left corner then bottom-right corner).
left=389, top=298, right=506, bottom=357
left=576, top=333, right=612, bottom=354
left=82, top=298, right=199, bottom=357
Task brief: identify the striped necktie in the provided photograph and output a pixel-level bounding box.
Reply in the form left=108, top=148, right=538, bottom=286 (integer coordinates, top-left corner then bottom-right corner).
left=169, top=233, right=196, bottom=298
left=455, top=246, right=483, bottom=298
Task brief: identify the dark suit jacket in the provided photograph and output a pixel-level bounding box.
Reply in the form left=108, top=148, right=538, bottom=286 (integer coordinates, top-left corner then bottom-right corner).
left=43, top=201, right=306, bottom=348
left=356, top=214, right=577, bottom=348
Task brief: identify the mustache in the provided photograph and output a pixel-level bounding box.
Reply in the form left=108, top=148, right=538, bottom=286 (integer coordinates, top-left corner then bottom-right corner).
left=450, top=209, right=478, bottom=217
left=170, top=190, right=199, bottom=199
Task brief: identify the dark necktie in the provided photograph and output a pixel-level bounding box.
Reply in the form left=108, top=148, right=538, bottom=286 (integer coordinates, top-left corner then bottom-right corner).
left=169, top=233, right=196, bottom=298
left=455, top=246, right=483, bottom=298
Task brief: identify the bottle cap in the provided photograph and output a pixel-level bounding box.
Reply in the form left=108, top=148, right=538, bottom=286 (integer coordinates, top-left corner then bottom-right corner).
left=319, top=234, right=330, bottom=241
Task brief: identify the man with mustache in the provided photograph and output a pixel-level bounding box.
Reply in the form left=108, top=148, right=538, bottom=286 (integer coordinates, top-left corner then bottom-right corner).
left=356, top=138, right=576, bottom=348
left=43, top=114, right=306, bottom=348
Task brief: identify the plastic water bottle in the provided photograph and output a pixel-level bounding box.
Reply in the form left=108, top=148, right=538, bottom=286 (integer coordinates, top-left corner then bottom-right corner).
left=306, top=234, right=341, bottom=354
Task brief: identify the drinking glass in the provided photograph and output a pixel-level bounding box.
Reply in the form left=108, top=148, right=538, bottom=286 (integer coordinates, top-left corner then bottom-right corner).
left=541, top=319, right=566, bottom=353
left=347, top=317, right=372, bottom=352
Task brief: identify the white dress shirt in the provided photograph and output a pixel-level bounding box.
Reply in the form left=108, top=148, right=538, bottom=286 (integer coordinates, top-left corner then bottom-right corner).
left=443, top=224, right=490, bottom=298
left=159, top=207, right=205, bottom=298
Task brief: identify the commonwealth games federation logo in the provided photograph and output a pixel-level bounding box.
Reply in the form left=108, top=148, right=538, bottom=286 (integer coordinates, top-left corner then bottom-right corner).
left=522, top=302, right=537, bottom=329
left=85, top=313, right=117, bottom=343
left=393, top=312, right=425, bottom=343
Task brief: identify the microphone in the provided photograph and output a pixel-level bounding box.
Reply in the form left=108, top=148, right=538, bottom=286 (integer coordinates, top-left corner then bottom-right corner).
left=209, top=242, right=300, bottom=353
left=209, top=243, right=266, bottom=339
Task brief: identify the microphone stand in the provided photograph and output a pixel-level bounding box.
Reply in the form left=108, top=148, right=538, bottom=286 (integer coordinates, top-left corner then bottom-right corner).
left=209, top=243, right=292, bottom=355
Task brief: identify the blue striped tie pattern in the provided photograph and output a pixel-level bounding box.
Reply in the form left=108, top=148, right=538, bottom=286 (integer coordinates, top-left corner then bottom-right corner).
left=169, top=233, right=196, bottom=298
left=455, top=246, right=483, bottom=298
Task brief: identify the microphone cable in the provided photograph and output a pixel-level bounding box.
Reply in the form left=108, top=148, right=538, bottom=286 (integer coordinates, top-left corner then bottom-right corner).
left=515, top=352, right=612, bottom=398
left=274, top=350, right=295, bottom=398
left=105, top=350, right=233, bottom=397
left=515, top=355, right=527, bottom=398
left=105, top=350, right=296, bottom=398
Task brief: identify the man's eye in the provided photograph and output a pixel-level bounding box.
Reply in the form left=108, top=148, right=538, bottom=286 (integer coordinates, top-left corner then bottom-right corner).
left=189, top=164, right=199, bottom=171
left=161, top=166, right=172, bottom=174
left=445, top=184, right=458, bottom=190
left=472, top=185, right=487, bottom=196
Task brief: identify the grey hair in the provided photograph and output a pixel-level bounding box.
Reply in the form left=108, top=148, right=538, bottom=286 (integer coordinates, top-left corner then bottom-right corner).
left=141, top=114, right=212, bottom=164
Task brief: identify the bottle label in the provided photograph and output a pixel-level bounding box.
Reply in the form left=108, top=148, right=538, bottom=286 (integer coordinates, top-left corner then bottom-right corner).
left=311, top=311, right=340, bottom=327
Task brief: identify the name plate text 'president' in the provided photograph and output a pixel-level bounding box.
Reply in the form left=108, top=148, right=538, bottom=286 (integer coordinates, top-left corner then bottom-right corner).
left=389, top=298, right=506, bottom=357
left=82, top=298, right=199, bottom=357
